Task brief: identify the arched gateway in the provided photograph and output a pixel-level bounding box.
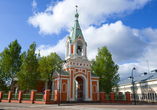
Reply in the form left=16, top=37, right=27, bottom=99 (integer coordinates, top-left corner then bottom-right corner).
left=52, top=9, right=99, bottom=102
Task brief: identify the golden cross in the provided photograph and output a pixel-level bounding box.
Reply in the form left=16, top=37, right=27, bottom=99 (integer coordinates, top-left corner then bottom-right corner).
left=76, top=5, right=78, bottom=11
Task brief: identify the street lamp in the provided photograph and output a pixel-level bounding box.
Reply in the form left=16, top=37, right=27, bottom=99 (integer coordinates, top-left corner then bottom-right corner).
left=58, top=60, right=67, bottom=106
left=129, top=67, right=136, bottom=105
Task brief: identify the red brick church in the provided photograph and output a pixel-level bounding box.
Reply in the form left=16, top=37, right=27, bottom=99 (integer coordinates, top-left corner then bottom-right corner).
left=13, top=9, right=99, bottom=102
left=51, top=10, right=99, bottom=102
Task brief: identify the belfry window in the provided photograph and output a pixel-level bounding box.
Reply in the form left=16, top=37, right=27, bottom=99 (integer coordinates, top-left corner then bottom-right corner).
left=77, top=40, right=83, bottom=56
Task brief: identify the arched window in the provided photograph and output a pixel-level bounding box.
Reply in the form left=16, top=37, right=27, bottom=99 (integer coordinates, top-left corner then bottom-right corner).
left=93, top=85, right=97, bottom=93
left=62, top=83, right=67, bottom=93
left=77, top=40, right=83, bottom=56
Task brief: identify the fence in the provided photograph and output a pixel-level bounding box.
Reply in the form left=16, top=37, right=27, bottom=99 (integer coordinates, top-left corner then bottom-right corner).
left=0, top=90, right=57, bottom=104
left=49, top=93, right=55, bottom=101
left=131, top=93, right=157, bottom=103
left=99, top=92, right=131, bottom=103
left=105, top=94, right=111, bottom=101
left=22, top=93, right=31, bottom=101
left=2, top=93, right=8, bottom=100
left=34, top=93, right=43, bottom=101
left=11, top=93, right=18, bottom=100
left=115, top=94, right=126, bottom=101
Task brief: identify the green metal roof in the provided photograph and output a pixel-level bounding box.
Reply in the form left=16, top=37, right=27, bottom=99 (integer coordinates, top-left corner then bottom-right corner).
left=56, top=70, right=70, bottom=75
left=91, top=72, right=99, bottom=78
left=75, top=12, right=79, bottom=18
left=69, top=12, right=87, bottom=46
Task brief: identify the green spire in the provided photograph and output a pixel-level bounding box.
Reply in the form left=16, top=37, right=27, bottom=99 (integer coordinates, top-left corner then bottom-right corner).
left=68, top=6, right=87, bottom=45
left=75, top=12, right=79, bottom=18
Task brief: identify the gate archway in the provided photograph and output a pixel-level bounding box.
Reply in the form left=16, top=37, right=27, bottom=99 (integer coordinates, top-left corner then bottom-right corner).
left=75, top=76, right=85, bottom=102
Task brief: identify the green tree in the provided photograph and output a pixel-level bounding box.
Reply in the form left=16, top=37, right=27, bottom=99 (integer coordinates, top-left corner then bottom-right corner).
left=0, top=39, right=21, bottom=91
left=17, top=42, right=40, bottom=91
left=38, top=52, right=62, bottom=90
left=91, top=46, right=120, bottom=94
left=0, top=65, right=9, bottom=92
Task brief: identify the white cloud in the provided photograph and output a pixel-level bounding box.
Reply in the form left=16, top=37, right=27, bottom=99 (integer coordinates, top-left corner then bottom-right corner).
left=36, top=36, right=66, bottom=59
left=32, top=0, right=37, bottom=9
left=35, top=20, right=157, bottom=81
left=28, top=0, right=150, bottom=35
left=31, top=0, right=157, bottom=81
left=84, top=21, right=148, bottom=63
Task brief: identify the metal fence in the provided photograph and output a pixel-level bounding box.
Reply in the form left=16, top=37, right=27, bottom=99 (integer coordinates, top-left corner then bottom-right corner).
left=131, top=93, right=157, bottom=102
left=34, top=93, right=43, bottom=101
left=115, top=94, right=126, bottom=101
left=49, top=93, right=55, bottom=101
left=22, top=93, right=31, bottom=101
left=2, top=93, right=8, bottom=100
left=11, top=93, right=19, bottom=100
left=105, top=94, right=111, bottom=101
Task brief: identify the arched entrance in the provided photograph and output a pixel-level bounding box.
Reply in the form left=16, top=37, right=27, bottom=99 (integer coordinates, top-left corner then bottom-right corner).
left=75, top=76, right=84, bottom=102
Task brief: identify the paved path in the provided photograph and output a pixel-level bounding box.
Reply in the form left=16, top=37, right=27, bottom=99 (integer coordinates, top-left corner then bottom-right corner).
left=0, top=102, right=157, bottom=110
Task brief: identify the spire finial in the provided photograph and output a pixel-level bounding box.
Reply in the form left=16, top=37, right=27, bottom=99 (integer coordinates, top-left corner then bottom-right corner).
left=38, top=50, right=40, bottom=56
left=76, top=5, right=78, bottom=12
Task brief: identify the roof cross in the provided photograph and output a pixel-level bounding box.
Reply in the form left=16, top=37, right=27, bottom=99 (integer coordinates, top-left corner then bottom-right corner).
left=76, top=5, right=78, bottom=11
left=38, top=49, right=40, bottom=55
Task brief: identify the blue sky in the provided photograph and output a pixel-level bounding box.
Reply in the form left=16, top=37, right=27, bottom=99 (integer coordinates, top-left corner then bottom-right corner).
left=0, top=0, right=157, bottom=80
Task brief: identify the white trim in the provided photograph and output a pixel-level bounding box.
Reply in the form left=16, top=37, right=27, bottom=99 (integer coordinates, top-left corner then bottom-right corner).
left=92, top=84, right=97, bottom=93
left=75, top=36, right=86, bottom=45
left=89, top=71, right=92, bottom=101
left=62, top=83, right=67, bottom=93
left=86, top=69, right=88, bottom=101
left=74, top=74, right=87, bottom=101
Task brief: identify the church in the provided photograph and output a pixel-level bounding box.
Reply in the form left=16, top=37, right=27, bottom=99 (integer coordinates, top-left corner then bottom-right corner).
left=51, top=10, right=99, bottom=102
left=12, top=8, right=99, bottom=102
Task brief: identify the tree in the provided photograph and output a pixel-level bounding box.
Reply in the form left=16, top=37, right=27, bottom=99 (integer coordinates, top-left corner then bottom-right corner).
left=0, top=65, right=10, bottom=92
left=91, top=46, right=120, bottom=94
left=38, top=52, right=62, bottom=90
left=17, top=42, right=40, bottom=91
left=0, top=39, right=21, bottom=91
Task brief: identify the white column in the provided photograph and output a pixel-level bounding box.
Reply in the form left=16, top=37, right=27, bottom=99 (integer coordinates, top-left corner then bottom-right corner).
left=69, top=44, right=71, bottom=56
left=74, top=43, right=76, bottom=55
left=83, top=45, right=85, bottom=56
left=65, top=45, right=67, bottom=58
left=85, top=46, right=87, bottom=57
left=51, top=81, right=54, bottom=100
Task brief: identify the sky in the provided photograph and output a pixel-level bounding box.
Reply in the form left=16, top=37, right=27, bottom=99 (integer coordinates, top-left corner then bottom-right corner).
left=0, top=0, right=157, bottom=81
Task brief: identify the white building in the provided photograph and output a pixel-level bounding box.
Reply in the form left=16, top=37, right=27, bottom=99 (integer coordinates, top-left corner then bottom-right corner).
left=118, top=69, right=157, bottom=100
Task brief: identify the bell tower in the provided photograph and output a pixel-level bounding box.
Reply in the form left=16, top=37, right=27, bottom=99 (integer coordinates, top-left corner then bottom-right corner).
left=65, top=6, right=87, bottom=61
left=53, top=6, right=99, bottom=102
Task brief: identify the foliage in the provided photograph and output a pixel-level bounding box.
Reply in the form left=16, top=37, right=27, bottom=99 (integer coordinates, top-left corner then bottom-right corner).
left=17, top=42, right=40, bottom=91
left=38, top=52, right=62, bottom=89
left=91, top=46, right=120, bottom=93
left=0, top=70, right=10, bottom=92
left=0, top=39, right=21, bottom=90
